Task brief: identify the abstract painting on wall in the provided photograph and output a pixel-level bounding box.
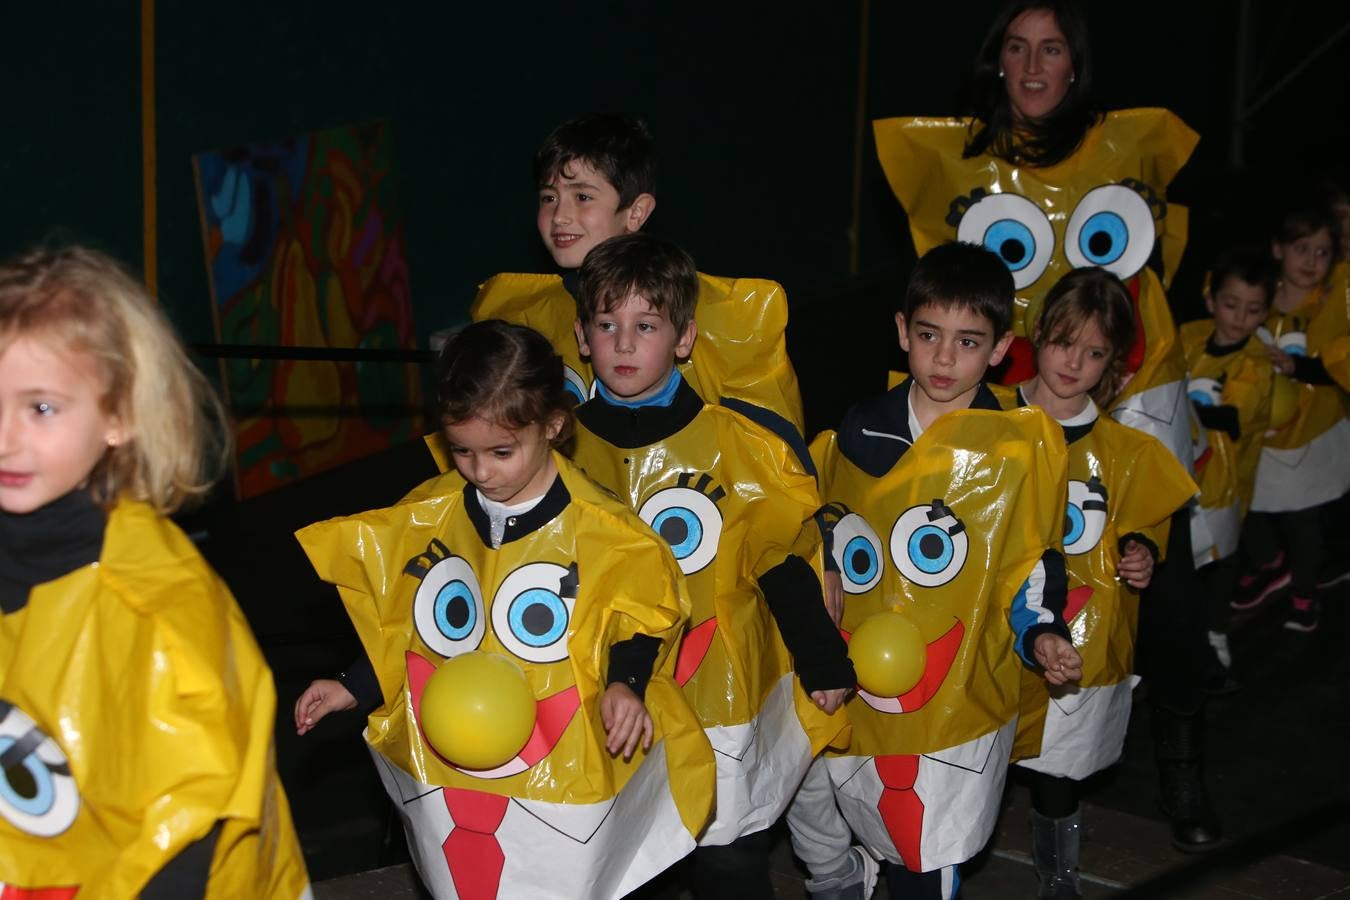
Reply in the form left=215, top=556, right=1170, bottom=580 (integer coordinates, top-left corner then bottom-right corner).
left=193, top=120, right=421, bottom=499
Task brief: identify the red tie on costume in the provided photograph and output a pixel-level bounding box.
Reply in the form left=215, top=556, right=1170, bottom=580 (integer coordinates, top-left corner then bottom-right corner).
left=442, top=788, right=510, bottom=900
left=874, top=754, right=924, bottom=873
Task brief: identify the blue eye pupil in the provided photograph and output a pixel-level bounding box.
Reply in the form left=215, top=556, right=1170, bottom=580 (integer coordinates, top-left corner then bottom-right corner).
left=1079, top=211, right=1128, bottom=265
left=0, top=737, right=55, bottom=816
left=908, top=525, right=955, bottom=574
left=1064, top=506, right=1085, bottom=545
left=842, top=536, right=879, bottom=585
left=983, top=220, right=1035, bottom=271
left=434, top=581, right=476, bottom=641
left=1188, top=388, right=1215, bottom=407
left=653, top=508, right=702, bottom=560
left=509, top=588, right=567, bottom=647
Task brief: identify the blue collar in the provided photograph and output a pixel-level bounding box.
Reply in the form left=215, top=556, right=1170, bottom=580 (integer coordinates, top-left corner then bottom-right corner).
left=594, top=368, right=683, bottom=409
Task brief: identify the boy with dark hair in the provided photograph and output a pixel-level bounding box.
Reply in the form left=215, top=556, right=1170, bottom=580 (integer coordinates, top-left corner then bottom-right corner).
left=1181, top=248, right=1276, bottom=676
left=793, top=241, right=1081, bottom=899
left=569, top=232, right=854, bottom=899
left=470, top=112, right=805, bottom=432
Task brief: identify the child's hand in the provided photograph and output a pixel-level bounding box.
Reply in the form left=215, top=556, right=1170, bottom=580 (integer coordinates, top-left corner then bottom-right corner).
left=822, top=571, right=845, bottom=627
left=1117, top=540, right=1154, bottom=589
left=601, top=683, right=653, bottom=760
left=810, top=688, right=850, bottom=714
left=1033, top=634, right=1083, bottom=686
left=1267, top=345, right=1295, bottom=376
left=294, top=678, right=358, bottom=736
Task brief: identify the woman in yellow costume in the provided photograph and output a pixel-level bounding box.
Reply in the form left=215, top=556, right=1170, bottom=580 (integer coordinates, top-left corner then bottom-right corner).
left=1002, top=268, right=1196, bottom=898
left=0, top=247, right=311, bottom=899
left=1233, top=205, right=1350, bottom=632
left=295, top=320, right=714, bottom=900
left=873, top=0, right=1223, bottom=854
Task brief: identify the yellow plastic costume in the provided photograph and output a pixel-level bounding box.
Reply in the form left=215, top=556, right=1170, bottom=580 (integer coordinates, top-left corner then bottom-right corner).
left=570, top=390, right=848, bottom=846
left=811, top=398, right=1068, bottom=871
left=1251, top=264, right=1350, bottom=512
left=470, top=272, right=805, bottom=431
left=296, top=454, right=713, bottom=900
left=991, top=390, right=1195, bottom=780
left=874, top=109, right=1198, bottom=468
left=1180, top=321, right=1273, bottom=560
left=0, top=499, right=311, bottom=900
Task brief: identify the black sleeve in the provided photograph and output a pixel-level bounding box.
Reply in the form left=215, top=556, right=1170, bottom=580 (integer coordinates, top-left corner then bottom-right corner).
left=817, top=508, right=839, bottom=573
left=338, top=651, right=384, bottom=714
left=606, top=634, right=661, bottom=699
left=140, top=821, right=222, bottom=899
left=1191, top=402, right=1241, bottom=441
left=759, top=554, right=855, bottom=693
left=1118, top=531, right=1160, bottom=563
left=1291, top=355, right=1336, bottom=386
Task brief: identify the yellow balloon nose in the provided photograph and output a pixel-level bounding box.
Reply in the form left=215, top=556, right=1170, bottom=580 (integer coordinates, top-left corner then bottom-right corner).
left=420, top=651, right=538, bottom=769
left=849, top=611, right=928, bottom=698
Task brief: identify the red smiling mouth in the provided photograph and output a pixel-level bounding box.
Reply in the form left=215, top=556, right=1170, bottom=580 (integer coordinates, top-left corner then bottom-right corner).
left=1064, top=585, right=1094, bottom=623
left=406, top=651, right=580, bottom=779
left=0, top=886, right=80, bottom=899
left=842, top=618, right=965, bottom=714
left=675, top=618, right=718, bottom=686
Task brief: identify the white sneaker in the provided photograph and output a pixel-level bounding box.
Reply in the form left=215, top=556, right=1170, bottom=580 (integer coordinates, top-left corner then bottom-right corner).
left=1207, top=631, right=1232, bottom=669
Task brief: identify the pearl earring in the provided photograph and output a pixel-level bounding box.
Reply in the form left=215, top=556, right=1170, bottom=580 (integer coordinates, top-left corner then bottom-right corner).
left=998, top=69, right=1005, bottom=79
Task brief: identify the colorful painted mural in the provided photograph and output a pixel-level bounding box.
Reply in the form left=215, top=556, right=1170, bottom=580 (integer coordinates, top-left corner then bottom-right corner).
left=193, top=121, right=420, bottom=499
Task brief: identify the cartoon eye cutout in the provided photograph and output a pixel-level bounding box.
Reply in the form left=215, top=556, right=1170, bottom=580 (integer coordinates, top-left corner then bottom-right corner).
left=0, top=701, right=79, bottom=837
left=562, top=365, right=596, bottom=406
left=1276, top=331, right=1307, bottom=356
left=831, top=513, right=885, bottom=594
left=954, top=192, right=1055, bottom=289
left=889, top=500, right=969, bottom=587
left=492, top=562, right=577, bottom=663
left=1187, top=376, right=1223, bottom=407
left=1064, top=477, right=1109, bottom=556
left=637, top=473, right=725, bottom=575
left=411, top=549, right=486, bottom=659
left=1063, top=184, right=1156, bottom=279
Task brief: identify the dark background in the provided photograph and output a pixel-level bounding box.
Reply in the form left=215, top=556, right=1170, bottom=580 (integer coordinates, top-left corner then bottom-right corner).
left=4, top=0, right=1348, bottom=883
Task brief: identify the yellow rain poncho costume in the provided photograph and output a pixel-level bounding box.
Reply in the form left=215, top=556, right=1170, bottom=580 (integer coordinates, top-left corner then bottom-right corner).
left=1180, top=322, right=1274, bottom=560
left=296, top=455, right=715, bottom=900
left=1251, top=264, right=1350, bottom=512
left=874, top=110, right=1198, bottom=471
left=0, top=498, right=311, bottom=900
left=570, top=378, right=850, bottom=847
left=991, top=388, right=1196, bottom=780
left=811, top=382, right=1069, bottom=872
left=470, top=272, right=804, bottom=432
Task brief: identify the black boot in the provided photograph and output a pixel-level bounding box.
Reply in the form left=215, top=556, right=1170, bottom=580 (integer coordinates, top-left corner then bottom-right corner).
left=1030, top=808, right=1082, bottom=898
left=1153, top=704, right=1222, bottom=852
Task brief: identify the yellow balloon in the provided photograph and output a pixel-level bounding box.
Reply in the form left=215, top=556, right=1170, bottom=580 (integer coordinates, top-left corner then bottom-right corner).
left=420, top=652, right=537, bottom=769
left=849, top=611, right=927, bottom=697
left=1269, top=374, right=1299, bottom=431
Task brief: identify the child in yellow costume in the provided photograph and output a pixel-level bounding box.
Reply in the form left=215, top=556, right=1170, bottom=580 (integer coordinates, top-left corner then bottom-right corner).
left=467, top=113, right=804, bottom=432
left=1236, top=206, right=1350, bottom=632
left=999, top=268, right=1195, bottom=898
left=1180, top=249, right=1275, bottom=674
left=0, top=247, right=310, bottom=899
left=565, top=233, right=853, bottom=899
left=794, top=243, right=1082, bottom=899
left=296, top=321, right=714, bottom=900
left=873, top=108, right=1198, bottom=475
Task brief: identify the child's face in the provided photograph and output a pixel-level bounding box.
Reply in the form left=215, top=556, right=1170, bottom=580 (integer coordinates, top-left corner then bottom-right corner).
left=1034, top=315, right=1112, bottom=403
left=536, top=160, right=653, bottom=269
left=0, top=336, right=124, bottom=514
left=1273, top=228, right=1334, bottom=291
left=574, top=293, right=696, bottom=403
left=443, top=415, right=561, bottom=505
left=896, top=303, right=1012, bottom=411
left=1206, top=276, right=1269, bottom=346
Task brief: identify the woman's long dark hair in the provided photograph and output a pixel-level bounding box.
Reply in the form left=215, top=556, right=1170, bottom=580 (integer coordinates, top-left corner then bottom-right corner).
left=960, top=0, right=1100, bottom=167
